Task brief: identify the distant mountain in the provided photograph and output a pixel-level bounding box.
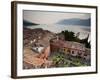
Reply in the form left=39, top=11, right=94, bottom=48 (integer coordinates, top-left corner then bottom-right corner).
left=57, top=18, right=91, bottom=26
left=23, top=20, right=39, bottom=26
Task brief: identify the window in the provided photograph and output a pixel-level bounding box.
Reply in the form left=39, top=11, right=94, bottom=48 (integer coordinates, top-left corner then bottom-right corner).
left=84, top=54, right=88, bottom=56
left=67, top=49, right=70, bottom=53
left=72, top=51, right=74, bottom=54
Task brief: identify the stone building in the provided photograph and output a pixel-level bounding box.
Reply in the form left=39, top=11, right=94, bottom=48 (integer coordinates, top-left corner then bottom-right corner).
left=50, top=38, right=90, bottom=60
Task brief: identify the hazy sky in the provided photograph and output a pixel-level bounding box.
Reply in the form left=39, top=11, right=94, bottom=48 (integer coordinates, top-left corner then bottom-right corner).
left=23, top=10, right=91, bottom=40
left=23, top=10, right=90, bottom=25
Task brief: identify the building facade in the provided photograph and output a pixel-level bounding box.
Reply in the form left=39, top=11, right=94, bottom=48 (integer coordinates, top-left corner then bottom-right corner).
left=50, top=38, right=90, bottom=60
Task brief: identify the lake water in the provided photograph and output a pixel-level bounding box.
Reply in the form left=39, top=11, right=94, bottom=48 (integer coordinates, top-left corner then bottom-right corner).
left=25, top=24, right=91, bottom=41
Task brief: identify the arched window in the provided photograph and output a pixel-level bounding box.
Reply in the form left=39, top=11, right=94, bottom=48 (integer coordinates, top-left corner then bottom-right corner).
left=72, top=51, right=74, bottom=54
left=67, top=49, right=70, bottom=53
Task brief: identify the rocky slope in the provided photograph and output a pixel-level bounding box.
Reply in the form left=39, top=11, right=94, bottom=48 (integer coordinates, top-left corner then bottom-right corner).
left=23, top=27, right=55, bottom=47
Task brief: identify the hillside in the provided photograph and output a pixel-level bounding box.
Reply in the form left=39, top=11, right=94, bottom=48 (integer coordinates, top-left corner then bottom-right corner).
left=23, top=27, right=55, bottom=47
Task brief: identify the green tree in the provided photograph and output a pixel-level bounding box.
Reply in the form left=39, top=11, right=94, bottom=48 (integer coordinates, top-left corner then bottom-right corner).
left=61, top=30, right=75, bottom=41
left=61, top=30, right=91, bottom=48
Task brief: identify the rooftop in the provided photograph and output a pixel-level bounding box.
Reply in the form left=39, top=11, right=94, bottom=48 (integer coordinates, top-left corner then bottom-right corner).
left=50, top=39, right=85, bottom=51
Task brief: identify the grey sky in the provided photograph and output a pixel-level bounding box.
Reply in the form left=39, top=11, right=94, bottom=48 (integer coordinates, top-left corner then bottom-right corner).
left=23, top=10, right=91, bottom=40
left=23, top=10, right=90, bottom=25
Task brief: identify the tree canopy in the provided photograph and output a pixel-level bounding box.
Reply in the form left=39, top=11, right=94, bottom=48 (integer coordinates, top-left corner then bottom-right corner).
left=61, top=30, right=90, bottom=48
